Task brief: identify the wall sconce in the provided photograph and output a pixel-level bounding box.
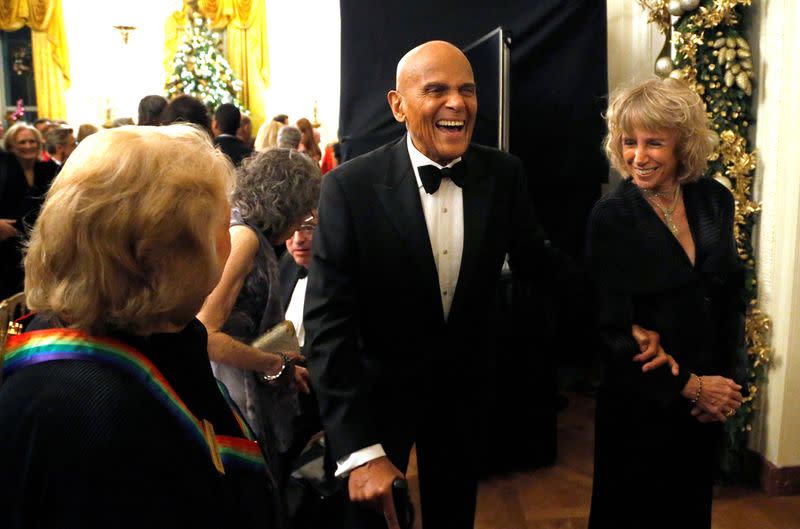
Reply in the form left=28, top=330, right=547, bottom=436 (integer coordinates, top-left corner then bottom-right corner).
left=113, top=25, right=137, bottom=45
left=312, top=100, right=321, bottom=128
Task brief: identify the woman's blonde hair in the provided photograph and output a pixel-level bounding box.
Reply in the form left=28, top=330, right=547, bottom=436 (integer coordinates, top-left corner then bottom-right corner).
left=24, top=124, right=234, bottom=334
left=604, top=77, right=718, bottom=183
left=254, top=119, right=282, bottom=152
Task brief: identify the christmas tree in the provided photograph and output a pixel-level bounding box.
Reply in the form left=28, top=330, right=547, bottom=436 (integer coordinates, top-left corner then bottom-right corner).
left=164, top=11, right=243, bottom=110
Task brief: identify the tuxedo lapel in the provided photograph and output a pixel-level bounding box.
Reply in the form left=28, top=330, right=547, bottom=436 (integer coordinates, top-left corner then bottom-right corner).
left=449, top=147, right=493, bottom=323
left=372, top=138, right=442, bottom=303
left=278, top=252, right=302, bottom=310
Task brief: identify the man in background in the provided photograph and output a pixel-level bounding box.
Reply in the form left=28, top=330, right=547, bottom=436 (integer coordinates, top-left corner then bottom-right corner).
left=212, top=103, right=252, bottom=166
left=277, top=125, right=303, bottom=150
left=44, top=126, right=77, bottom=169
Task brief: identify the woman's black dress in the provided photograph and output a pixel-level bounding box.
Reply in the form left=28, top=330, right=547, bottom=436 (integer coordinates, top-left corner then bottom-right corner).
left=0, top=152, right=57, bottom=297
left=586, top=177, right=745, bottom=529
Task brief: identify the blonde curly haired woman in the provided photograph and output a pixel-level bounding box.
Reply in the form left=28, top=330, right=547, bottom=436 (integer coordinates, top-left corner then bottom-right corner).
left=587, top=78, right=746, bottom=529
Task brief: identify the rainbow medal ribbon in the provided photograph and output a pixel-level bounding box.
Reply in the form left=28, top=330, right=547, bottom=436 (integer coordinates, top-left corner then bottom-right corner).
left=215, top=379, right=268, bottom=472
left=3, top=328, right=267, bottom=476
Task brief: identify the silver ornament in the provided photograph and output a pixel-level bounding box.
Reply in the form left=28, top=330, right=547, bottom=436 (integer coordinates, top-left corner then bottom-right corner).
left=680, top=0, right=700, bottom=11
left=655, top=56, right=675, bottom=77
left=668, top=0, right=684, bottom=16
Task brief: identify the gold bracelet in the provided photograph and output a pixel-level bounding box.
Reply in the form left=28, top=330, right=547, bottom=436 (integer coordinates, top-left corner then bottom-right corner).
left=691, top=374, right=702, bottom=404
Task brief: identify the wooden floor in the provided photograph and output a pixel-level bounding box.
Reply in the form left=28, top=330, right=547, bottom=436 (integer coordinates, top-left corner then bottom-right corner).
left=404, top=392, right=800, bottom=529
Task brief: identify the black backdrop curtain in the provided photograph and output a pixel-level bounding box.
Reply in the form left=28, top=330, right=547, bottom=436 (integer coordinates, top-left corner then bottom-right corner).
left=338, top=0, right=608, bottom=474
left=339, top=0, right=607, bottom=258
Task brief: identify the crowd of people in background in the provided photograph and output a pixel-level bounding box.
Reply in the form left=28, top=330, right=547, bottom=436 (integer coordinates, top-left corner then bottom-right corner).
left=0, top=93, right=340, bottom=297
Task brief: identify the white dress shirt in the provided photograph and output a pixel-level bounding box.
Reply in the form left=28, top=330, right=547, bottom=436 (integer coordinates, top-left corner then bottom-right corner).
left=285, top=276, right=307, bottom=347
left=335, top=134, right=465, bottom=477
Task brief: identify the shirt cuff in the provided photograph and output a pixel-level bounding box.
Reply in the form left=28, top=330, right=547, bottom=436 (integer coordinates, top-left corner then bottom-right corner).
left=335, top=444, right=386, bottom=478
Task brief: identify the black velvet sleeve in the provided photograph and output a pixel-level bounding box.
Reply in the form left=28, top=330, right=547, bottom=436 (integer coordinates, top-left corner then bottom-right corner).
left=586, top=199, right=691, bottom=408
left=715, top=182, right=749, bottom=389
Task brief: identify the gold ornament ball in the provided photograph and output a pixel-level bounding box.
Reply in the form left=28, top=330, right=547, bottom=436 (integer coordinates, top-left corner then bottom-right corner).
left=655, top=56, right=675, bottom=77
left=669, top=69, right=684, bottom=80
left=668, top=0, right=685, bottom=16
left=680, top=0, right=700, bottom=11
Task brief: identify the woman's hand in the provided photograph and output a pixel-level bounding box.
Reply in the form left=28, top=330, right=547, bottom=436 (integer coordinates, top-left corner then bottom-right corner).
left=283, top=351, right=310, bottom=393
left=682, top=374, right=743, bottom=422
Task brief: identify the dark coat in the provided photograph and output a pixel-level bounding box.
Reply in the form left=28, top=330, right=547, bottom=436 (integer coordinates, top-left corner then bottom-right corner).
left=304, top=135, right=553, bottom=462
left=586, top=177, right=746, bottom=529
left=0, top=319, right=277, bottom=529
left=278, top=252, right=304, bottom=312
left=303, top=135, right=558, bottom=528
left=214, top=134, right=253, bottom=167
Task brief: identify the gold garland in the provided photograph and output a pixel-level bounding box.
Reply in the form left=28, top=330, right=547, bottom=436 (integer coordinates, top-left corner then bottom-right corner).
left=638, top=0, right=771, bottom=476
left=635, top=1, right=671, bottom=34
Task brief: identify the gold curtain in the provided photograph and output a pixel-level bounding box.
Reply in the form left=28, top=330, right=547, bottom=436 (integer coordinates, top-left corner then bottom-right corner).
left=0, top=0, right=69, bottom=119
left=164, top=10, right=188, bottom=73
left=166, top=0, right=269, bottom=131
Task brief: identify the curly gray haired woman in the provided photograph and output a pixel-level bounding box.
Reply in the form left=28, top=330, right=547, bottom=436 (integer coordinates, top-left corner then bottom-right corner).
left=198, top=147, right=321, bottom=522
left=232, top=147, right=320, bottom=239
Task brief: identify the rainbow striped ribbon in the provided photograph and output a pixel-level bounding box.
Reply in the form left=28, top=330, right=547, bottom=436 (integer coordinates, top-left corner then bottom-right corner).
left=4, top=328, right=267, bottom=476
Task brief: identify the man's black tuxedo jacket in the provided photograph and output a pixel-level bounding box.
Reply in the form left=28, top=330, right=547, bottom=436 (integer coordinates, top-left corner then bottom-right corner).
left=304, top=135, right=553, bottom=462
left=214, top=135, right=253, bottom=167
left=278, top=253, right=304, bottom=307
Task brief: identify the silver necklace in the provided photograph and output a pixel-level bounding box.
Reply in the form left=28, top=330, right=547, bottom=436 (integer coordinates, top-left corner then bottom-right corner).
left=643, top=185, right=681, bottom=235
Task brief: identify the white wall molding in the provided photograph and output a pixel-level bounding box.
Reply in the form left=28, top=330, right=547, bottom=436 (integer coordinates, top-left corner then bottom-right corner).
left=750, top=0, right=800, bottom=467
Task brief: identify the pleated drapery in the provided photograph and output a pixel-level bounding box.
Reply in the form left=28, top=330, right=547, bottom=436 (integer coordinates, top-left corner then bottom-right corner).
left=0, top=0, right=70, bottom=119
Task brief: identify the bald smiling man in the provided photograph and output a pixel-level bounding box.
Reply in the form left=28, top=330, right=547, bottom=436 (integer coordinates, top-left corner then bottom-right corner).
left=304, top=41, right=555, bottom=529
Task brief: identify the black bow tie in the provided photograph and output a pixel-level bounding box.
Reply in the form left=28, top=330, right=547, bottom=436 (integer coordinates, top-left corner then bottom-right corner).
left=418, top=163, right=465, bottom=194
left=297, top=267, right=308, bottom=279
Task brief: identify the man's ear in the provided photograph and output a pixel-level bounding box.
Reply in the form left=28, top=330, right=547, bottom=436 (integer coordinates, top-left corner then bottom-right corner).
left=387, top=90, right=405, bottom=123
